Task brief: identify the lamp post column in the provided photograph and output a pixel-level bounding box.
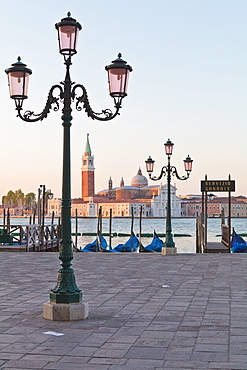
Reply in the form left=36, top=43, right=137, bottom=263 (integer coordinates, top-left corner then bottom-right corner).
left=165, top=155, right=175, bottom=249
left=41, top=185, right=45, bottom=250
left=49, top=59, right=82, bottom=306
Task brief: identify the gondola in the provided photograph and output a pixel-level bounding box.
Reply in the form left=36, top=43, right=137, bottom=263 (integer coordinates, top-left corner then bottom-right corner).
left=109, top=231, right=139, bottom=253
left=78, top=234, right=109, bottom=252
left=230, top=228, right=247, bottom=253
left=139, top=231, right=164, bottom=253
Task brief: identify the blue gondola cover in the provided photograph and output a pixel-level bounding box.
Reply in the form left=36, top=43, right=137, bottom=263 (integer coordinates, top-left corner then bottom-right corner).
left=112, top=235, right=139, bottom=252
left=142, top=231, right=164, bottom=253
left=80, top=235, right=108, bottom=252
left=231, top=229, right=247, bottom=253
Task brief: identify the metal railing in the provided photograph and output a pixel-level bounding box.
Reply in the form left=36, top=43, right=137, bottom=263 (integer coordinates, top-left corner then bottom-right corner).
left=0, top=224, right=60, bottom=251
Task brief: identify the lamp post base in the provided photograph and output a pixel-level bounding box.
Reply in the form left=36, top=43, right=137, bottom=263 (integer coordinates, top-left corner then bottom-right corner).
left=43, top=301, right=89, bottom=321
left=162, top=247, right=177, bottom=255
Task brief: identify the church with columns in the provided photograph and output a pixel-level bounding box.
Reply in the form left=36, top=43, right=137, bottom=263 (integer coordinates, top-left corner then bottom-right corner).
left=48, top=135, right=182, bottom=217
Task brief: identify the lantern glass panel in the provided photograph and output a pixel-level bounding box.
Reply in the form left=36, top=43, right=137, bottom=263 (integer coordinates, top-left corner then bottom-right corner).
left=58, top=25, right=79, bottom=55
left=165, top=142, right=173, bottom=155
left=145, top=157, right=155, bottom=173
left=184, top=157, right=193, bottom=172
left=8, top=71, right=29, bottom=99
left=108, top=68, right=129, bottom=97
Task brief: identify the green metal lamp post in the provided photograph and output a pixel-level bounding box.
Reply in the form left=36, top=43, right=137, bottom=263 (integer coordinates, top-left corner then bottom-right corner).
left=5, top=13, right=132, bottom=319
left=146, top=139, right=193, bottom=251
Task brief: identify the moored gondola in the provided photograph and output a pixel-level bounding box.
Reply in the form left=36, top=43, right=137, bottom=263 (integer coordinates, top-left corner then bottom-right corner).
left=139, top=230, right=164, bottom=253
left=231, top=228, right=247, bottom=253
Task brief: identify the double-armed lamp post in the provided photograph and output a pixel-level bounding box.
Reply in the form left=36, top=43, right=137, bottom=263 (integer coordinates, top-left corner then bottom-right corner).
left=5, top=13, right=132, bottom=320
left=146, top=139, right=193, bottom=254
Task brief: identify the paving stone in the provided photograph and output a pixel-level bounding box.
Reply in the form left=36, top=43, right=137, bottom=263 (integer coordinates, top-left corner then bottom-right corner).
left=88, top=357, right=127, bottom=365
left=229, top=353, right=247, bottom=362
left=21, top=354, right=64, bottom=364
left=100, top=342, right=133, bottom=350
left=133, top=337, right=171, bottom=347
left=208, top=362, right=247, bottom=369
left=58, top=355, right=90, bottom=364
left=108, top=334, right=138, bottom=344
left=170, top=337, right=197, bottom=346
left=0, top=342, right=40, bottom=354
left=44, top=362, right=110, bottom=369
left=0, top=352, right=24, bottom=361
left=194, top=343, right=228, bottom=352
left=112, top=358, right=164, bottom=368
left=79, top=333, right=112, bottom=345
left=164, top=360, right=209, bottom=368
left=68, top=346, right=98, bottom=357
left=191, top=351, right=229, bottom=362
left=163, top=346, right=193, bottom=361
left=125, top=346, right=167, bottom=360
left=1, top=358, right=48, bottom=368
left=92, top=348, right=129, bottom=358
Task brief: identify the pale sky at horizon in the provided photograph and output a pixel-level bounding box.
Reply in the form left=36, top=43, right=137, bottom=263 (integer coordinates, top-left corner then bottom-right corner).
left=1, top=0, right=247, bottom=199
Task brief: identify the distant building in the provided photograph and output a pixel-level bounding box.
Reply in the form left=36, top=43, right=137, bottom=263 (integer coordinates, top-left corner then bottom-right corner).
left=48, top=135, right=182, bottom=217
left=81, top=133, right=95, bottom=200
left=47, top=198, right=61, bottom=217
left=181, top=195, right=247, bottom=217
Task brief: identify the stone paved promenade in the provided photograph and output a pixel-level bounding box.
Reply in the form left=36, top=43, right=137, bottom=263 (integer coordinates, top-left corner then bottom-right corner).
left=0, top=252, right=247, bottom=369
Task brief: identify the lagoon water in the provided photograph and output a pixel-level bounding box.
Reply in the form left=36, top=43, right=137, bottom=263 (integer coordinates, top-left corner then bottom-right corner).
left=4, top=217, right=247, bottom=254
left=73, top=217, right=247, bottom=253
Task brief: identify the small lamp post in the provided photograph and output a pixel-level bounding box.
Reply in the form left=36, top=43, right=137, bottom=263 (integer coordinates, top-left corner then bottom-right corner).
left=39, top=185, right=46, bottom=250
left=38, top=185, right=54, bottom=250
left=146, top=139, right=193, bottom=254
left=5, top=12, right=132, bottom=321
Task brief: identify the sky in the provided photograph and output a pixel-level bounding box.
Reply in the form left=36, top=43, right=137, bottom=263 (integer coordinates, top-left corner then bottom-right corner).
left=1, top=0, right=247, bottom=199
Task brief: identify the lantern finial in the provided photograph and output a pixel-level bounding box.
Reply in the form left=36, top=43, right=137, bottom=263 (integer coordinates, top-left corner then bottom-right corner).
left=67, top=11, right=71, bottom=17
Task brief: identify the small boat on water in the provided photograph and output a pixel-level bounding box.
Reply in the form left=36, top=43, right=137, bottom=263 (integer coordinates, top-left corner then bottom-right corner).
left=230, top=228, right=247, bottom=253
left=109, top=232, right=139, bottom=253
left=139, top=231, right=164, bottom=253
left=79, top=235, right=109, bottom=252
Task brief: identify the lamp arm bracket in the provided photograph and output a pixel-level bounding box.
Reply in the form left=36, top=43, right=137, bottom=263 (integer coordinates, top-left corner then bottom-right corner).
left=71, top=84, right=121, bottom=121
left=149, top=166, right=167, bottom=181
left=171, top=166, right=190, bottom=181
left=16, top=85, right=63, bottom=122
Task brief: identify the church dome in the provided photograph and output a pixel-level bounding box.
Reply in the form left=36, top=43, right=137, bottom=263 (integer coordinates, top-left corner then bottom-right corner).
left=131, top=168, right=148, bottom=188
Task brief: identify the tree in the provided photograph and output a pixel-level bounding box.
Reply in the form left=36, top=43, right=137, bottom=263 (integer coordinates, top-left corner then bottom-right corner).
left=14, top=189, right=24, bottom=206
left=3, top=189, right=31, bottom=208
left=4, top=190, right=15, bottom=207
left=25, top=192, right=36, bottom=211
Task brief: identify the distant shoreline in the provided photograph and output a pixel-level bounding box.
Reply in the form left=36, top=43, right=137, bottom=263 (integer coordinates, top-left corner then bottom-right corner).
left=0, top=216, right=247, bottom=220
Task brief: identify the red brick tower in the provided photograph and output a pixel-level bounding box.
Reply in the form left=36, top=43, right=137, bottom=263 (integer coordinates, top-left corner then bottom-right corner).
left=81, top=134, right=95, bottom=200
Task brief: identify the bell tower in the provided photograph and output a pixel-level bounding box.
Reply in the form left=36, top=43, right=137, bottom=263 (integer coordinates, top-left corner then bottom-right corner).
left=81, top=134, right=95, bottom=200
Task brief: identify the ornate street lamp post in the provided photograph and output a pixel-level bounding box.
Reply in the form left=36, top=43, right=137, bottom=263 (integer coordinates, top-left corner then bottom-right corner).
left=5, top=13, right=132, bottom=321
left=146, top=139, right=193, bottom=254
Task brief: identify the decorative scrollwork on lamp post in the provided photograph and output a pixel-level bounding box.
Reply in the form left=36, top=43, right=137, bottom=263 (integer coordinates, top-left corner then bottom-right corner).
left=5, top=12, right=132, bottom=320
left=146, top=139, right=193, bottom=252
